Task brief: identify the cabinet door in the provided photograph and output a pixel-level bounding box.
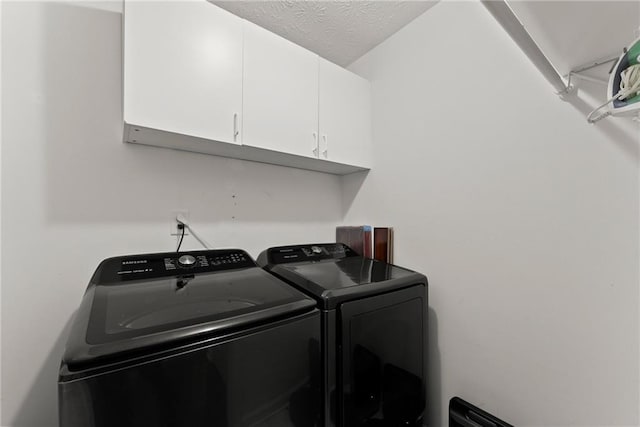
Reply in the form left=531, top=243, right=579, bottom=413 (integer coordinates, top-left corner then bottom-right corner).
left=319, top=58, right=372, bottom=167
left=124, top=1, right=243, bottom=145
left=242, top=21, right=319, bottom=158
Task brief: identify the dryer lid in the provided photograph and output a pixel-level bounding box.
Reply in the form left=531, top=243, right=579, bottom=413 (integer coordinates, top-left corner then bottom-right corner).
left=259, top=244, right=427, bottom=309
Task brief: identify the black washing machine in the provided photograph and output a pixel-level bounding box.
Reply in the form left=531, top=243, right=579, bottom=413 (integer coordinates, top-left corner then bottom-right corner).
left=59, top=249, right=322, bottom=427
left=257, top=243, right=428, bottom=427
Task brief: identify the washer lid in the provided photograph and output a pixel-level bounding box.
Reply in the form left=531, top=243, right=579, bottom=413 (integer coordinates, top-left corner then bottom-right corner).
left=63, top=250, right=316, bottom=370
left=259, top=244, right=427, bottom=309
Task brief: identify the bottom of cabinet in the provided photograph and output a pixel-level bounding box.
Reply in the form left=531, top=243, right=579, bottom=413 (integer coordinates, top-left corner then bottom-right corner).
left=124, top=123, right=370, bottom=176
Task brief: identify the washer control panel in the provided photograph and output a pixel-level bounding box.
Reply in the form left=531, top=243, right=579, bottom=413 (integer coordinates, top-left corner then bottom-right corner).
left=95, top=250, right=254, bottom=283
left=164, top=253, right=213, bottom=271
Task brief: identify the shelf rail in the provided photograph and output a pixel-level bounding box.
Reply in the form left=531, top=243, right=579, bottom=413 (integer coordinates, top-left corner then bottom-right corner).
left=566, top=56, right=619, bottom=87
left=480, top=0, right=571, bottom=96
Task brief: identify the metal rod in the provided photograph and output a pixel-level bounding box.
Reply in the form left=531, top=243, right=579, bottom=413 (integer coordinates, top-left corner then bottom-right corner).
left=571, top=56, right=619, bottom=75
left=481, top=0, right=569, bottom=94
left=568, top=72, right=608, bottom=86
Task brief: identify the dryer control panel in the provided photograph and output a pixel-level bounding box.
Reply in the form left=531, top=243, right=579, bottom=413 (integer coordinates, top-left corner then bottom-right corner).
left=93, top=250, right=255, bottom=283
left=260, top=243, right=357, bottom=265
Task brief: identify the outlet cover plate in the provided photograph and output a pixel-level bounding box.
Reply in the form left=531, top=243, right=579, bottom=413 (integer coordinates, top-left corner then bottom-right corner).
left=170, top=210, right=190, bottom=236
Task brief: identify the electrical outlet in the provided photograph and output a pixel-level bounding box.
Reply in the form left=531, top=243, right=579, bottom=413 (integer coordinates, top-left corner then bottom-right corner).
left=170, top=210, right=190, bottom=236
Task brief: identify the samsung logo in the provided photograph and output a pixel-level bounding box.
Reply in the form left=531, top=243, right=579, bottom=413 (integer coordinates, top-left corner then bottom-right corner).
left=123, top=260, right=147, bottom=265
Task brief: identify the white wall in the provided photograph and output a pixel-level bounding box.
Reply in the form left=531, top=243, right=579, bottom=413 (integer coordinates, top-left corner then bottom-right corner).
left=345, top=1, right=639, bottom=426
left=0, top=2, right=343, bottom=425
left=0, top=0, right=3, bottom=423
left=3, top=1, right=640, bottom=426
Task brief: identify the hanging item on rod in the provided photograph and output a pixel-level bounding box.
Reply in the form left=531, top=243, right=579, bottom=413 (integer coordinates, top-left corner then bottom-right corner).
left=587, top=36, right=640, bottom=123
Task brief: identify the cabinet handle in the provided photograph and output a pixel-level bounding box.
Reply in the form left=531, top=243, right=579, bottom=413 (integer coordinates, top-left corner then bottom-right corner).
left=313, top=132, right=319, bottom=157
left=322, top=135, right=328, bottom=159
left=233, top=113, right=239, bottom=142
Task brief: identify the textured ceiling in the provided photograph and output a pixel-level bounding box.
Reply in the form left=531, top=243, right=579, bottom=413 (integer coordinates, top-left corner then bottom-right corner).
left=210, top=1, right=639, bottom=79
left=211, top=1, right=438, bottom=66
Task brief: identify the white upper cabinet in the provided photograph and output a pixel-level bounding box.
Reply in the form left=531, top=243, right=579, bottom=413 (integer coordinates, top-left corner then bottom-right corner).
left=123, top=0, right=370, bottom=175
left=318, top=58, right=372, bottom=168
left=124, top=0, right=243, bottom=144
left=242, top=21, right=320, bottom=158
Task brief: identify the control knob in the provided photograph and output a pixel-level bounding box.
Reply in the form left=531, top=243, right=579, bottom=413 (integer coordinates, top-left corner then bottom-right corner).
left=311, top=246, right=323, bottom=254
left=178, top=254, right=197, bottom=267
